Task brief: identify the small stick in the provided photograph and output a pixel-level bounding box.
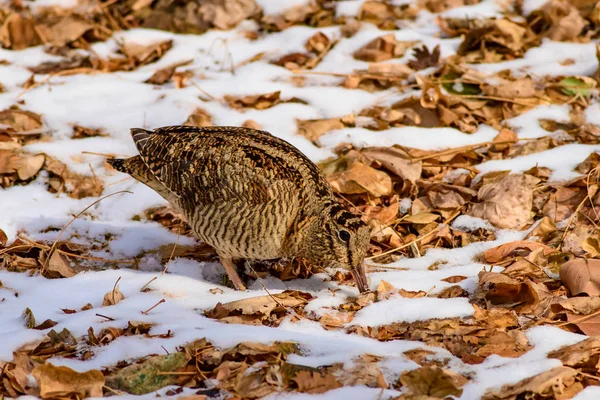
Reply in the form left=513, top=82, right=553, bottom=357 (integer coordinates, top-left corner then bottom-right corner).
left=42, top=190, right=132, bottom=273
left=556, top=308, right=600, bottom=327
left=163, top=234, right=180, bottom=275
left=111, top=276, right=121, bottom=305
left=96, top=313, right=115, bottom=321
left=155, top=371, right=197, bottom=376
left=366, top=228, right=439, bottom=260
left=142, top=299, right=165, bottom=315
left=140, top=277, right=157, bottom=292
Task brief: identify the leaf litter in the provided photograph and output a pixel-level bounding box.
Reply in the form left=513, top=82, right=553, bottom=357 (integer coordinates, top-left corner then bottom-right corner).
left=1, top=0, right=600, bottom=399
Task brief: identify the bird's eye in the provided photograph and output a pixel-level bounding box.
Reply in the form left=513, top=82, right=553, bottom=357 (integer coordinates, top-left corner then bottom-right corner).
left=338, top=229, right=351, bottom=242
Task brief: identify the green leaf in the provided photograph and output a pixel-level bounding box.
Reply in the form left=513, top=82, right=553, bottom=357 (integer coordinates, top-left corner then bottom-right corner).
left=559, top=77, right=596, bottom=97
left=441, top=72, right=481, bottom=95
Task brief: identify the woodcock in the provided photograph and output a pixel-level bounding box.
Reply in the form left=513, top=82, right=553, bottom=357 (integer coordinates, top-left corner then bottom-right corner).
left=108, top=126, right=371, bottom=292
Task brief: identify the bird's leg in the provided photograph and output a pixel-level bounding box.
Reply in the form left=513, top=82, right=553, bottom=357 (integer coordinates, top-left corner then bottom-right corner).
left=219, top=255, right=247, bottom=291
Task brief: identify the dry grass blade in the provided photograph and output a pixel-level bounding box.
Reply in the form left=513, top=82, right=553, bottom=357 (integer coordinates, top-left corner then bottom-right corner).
left=41, top=190, right=132, bottom=273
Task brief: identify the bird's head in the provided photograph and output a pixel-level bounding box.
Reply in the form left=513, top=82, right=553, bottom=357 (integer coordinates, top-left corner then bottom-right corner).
left=298, top=203, right=371, bottom=292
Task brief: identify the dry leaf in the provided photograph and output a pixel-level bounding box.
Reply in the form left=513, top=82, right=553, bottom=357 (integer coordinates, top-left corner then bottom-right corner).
left=0, top=108, right=43, bottom=132
left=560, top=258, right=600, bottom=296
left=183, top=108, right=213, bottom=127
left=0, top=13, right=41, bottom=50
left=35, top=16, right=94, bottom=47
left=327, top=161, right=393, bottom=197
left=482, top=366, right=579, bottom=400
left=292, top=370, right=342, bottom=394
left=102, top=285, right=125, bottom=306
left=32, top=363, right=104, bottom=399
left=46, top=251, right=77, bottom=278
left=297, top=117, right=352, bottom=144
left=484, top=241, right=556, bottom=264
left=470, top=174, right=540, bottom=229
left=361, top=147, right=422, bottom=183
left=399, top=367, right=466, bottom=398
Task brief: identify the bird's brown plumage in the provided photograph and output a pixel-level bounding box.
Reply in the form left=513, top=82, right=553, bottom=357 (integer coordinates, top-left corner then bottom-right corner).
left=108, top=126, right=370, bottom=291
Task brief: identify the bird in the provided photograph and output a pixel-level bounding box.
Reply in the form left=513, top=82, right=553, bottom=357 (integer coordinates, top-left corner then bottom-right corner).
left=107, top=125, right=371, bottom=292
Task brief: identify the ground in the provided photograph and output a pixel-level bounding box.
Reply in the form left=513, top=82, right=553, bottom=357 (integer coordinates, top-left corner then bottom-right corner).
left=1, top=0, right=600, bottom=399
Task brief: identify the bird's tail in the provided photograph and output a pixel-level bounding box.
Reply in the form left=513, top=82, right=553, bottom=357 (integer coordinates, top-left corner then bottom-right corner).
left=106, top=158, right=128, bottom=173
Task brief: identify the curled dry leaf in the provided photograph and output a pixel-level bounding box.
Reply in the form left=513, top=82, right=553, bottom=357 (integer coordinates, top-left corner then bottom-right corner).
left=0, top=13, right=41, bottom=50
left=353, top=34, right=416, bottom=62
left=35, top=15, right=95, bottom=47
left=327, top=160, right=393, bottom=197
left=547, top=336, right=600, bottom=367
left=541, top=0, right=587, bottom=41
left=292, top=370, right=342, bottom=394
left=206, top=290, right=312, bottom=326
left=183, top=108, right=213, bottom=127
left=469, top=174, right=540, bottom=230
left=46, top=251, right=78, bottom=278
left=484, top=240, right=557, bottom=264
left=398, top=366, right=466, bottom=398
left=32, top=363, right=104, bottom=399
left=481, top=366, right=580, bottom=400
left=0, top=108, right=43, bottom=132
left=360, top=146, right=422, bottom=183
left=225, top=91, right=281, bottom=110
left=297, top=116, right=353, bottom=144
left=102, top=285, right=125, bottom=306
left=560, top=258, right=600, bottom=296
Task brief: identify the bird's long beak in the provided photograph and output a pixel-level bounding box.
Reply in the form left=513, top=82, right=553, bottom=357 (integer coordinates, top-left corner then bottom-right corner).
left=351, top=264, right=369, bottom=293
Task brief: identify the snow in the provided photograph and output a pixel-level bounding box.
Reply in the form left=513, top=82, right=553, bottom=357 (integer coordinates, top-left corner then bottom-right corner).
left=352, top=297, right=474, bottom=326
left=0, top=0, right=599, bottom=398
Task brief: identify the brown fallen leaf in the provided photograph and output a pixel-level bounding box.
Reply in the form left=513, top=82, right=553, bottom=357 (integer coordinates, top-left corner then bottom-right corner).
left=35, top=15, right=95, bottom=47
left=469, top=174, right=540, bottom=230
left=45, top=251, right=77, bottom=278
left=361, top=146, right=422, bottom=183
left=560, top=258, right=600, bottom=296
left=292, top=370, right=342, bottom=394
left=0, top=13, right=41, bottom=50
left=353, top=34, right=416, bottom=62
left=541, top=0, right=587, bottom=41
left=102, top=285, right=125, bottom=306
left=297, top=116, right=353, bottom=144
left=32, top=363, right=104, bottom=399
left=327, top=161, right=393, bottom=197
left=399, top=366, right=466, bottom=398
left=0, top=108, right=43, bottom=132
left=547, top=336, right=600, bottom=367
left=481, top=366, right=580, bottom=400
left=484, top=241, right=557, bottom=264
left=183, top=108, right=213, bottom=127
left=407, top=45, right=440, bottom=70
left=225, top=91, right=281, bottom=110
left=44, top=156, right=103, bottom=199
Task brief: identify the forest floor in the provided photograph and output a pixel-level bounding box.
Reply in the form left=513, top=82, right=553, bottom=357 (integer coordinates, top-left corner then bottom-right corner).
left=1, top=0, right=600, bottom=399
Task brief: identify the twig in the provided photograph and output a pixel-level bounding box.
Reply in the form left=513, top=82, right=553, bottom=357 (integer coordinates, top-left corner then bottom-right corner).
left=155, top=371, right=197, bottom=376
left=111, top=276, right=121, bottom=305
left=142, top=299, right=165, bottom=315
left=366, top=228, right=439, bottom=260
left=163, top=234, right=180, bottom=275
left=96, top=313, right=115, bottom=321
left=245, top=262, right=286, bottom=308
left=42, top=190, right=132, bottom=273
left=17, top=68, right=102, bottom=98
left=140, top=277, right=157, bottom=292
left=189, top=80, right=217, bottom=101
left=556, top=308, right=600, bottom=327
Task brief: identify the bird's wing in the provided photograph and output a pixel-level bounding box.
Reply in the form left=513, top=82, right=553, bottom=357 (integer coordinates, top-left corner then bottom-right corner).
left=130, top=126, right=298, bottom=208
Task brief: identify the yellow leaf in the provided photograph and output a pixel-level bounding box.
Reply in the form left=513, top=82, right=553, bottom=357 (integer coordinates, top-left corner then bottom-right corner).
left=32, top=363, right=104, bottom=399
